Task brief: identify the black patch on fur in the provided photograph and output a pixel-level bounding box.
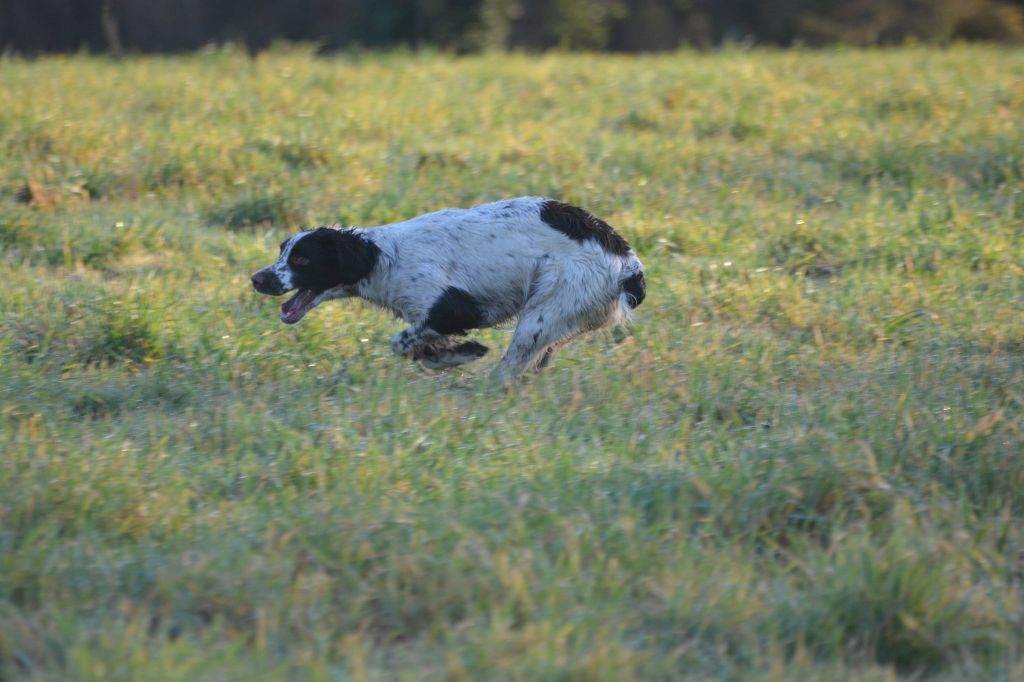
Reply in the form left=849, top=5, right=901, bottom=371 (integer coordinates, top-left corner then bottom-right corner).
left=539, top=201, right=631, bottom=256
left=426, top=287, right=486, bottom=335
left=622, top=270, right=646, bottom=308
left=288, top=228, right=380, bottom=292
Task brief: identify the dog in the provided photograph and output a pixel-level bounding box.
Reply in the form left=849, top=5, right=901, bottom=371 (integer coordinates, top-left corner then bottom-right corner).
left=250, top=197, right=645, bottom=380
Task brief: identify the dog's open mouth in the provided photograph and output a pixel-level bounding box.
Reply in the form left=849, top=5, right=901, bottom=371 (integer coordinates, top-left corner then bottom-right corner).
left=280, top=289, right=319, bottom=325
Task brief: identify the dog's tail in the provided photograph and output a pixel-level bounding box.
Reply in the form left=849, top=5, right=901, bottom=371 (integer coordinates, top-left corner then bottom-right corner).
left=616, top=255, right=646, bottom=322
left=618, top=254, right=643, bottom=307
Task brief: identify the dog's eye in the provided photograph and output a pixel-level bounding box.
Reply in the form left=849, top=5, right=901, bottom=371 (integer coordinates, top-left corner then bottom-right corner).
left=290, top=256, right=310, bottom=266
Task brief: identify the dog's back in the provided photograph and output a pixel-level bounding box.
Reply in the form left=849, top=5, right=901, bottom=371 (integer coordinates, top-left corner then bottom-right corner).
left=367, top=197, right=644, bottom=326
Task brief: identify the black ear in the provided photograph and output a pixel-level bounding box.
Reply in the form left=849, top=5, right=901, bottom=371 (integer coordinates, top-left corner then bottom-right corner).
left=316, top=228, right=380, bottom=285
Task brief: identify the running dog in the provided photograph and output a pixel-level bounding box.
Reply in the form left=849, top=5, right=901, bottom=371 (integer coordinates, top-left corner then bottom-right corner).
left=250, top=197, right=645, bottom=380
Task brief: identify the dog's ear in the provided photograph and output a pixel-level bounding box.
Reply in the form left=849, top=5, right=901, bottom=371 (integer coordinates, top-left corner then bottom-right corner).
left=316, top=228, right=380, bottom=285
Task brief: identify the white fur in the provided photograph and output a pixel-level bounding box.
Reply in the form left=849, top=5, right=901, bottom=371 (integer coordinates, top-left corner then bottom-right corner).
left=273, top=231, right=308, bottom=291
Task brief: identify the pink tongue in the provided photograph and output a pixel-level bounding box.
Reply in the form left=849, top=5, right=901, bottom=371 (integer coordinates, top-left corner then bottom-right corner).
left=280, top=289, right=317, bottom=324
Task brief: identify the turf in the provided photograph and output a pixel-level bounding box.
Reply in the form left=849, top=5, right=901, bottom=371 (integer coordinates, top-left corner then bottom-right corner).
left=1, top=45, right=1022, bottom=680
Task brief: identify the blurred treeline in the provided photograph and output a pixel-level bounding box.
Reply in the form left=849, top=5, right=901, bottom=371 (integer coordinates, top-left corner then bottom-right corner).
left=4, top=0, right=1024, bottom=54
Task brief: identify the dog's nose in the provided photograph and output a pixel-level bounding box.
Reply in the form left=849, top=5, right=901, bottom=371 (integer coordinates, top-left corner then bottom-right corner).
left=252, top=268, right=288, bottom=296
left=252, top=269, right=285, bottom=295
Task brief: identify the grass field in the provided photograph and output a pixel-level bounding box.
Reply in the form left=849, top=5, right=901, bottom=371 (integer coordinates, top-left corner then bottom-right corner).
left=1, top=45, right=1023, bottom=680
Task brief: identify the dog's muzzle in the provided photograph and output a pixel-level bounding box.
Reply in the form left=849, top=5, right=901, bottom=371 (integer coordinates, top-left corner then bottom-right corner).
left=251, top=268, right=286, bottom=296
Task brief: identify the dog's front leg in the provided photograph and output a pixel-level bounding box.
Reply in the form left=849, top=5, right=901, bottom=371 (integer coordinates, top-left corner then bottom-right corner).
left=391, top=324, right=489, bottom=369
left=390, top=323, right=443, bottom=358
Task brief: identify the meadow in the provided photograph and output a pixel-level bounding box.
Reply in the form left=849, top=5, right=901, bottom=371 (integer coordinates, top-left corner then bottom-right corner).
left=1, top=45, right=1022, bottom=680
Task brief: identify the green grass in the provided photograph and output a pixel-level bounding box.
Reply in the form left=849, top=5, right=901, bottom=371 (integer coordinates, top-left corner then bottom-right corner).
left=1, top=45, right=1023, bottom=680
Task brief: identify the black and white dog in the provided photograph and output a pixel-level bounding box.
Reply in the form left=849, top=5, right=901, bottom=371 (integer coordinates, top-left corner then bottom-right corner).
left=251, top=197, right=645, bottom=380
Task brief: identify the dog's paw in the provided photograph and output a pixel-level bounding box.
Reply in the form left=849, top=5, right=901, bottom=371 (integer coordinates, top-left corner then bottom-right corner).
left=488, top=362, right=522, bottom=387
left=419, top=340, right=489, bottom=370
left=391, top=329, right=420, bottom=357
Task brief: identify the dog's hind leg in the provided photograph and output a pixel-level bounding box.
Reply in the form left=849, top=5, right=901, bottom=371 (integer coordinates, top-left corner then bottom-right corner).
left=533, top=338, right=570, bottom=372
left=495, top=287, right=620, bottom=381
left=494, top=303, right=591, bottom=381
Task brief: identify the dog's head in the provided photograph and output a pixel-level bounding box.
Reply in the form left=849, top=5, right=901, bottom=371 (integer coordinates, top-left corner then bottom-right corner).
left=251, top=227, right=380, bottom=324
